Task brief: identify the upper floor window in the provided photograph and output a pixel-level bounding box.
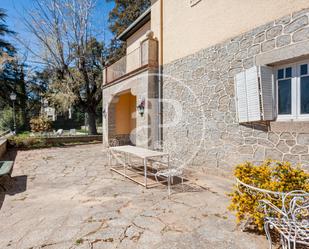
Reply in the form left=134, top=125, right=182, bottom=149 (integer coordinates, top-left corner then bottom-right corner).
left=276, top=61, right=309, bottom=120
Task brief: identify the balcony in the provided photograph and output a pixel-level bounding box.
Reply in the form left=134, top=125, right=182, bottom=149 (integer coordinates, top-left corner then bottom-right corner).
left=103, top=37, right=158, bottom=85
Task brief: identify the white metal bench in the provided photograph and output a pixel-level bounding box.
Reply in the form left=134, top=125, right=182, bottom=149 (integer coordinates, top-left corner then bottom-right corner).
left=260, top=191, right=309, bottom=249
left=236, top=178, right=309, bottom=249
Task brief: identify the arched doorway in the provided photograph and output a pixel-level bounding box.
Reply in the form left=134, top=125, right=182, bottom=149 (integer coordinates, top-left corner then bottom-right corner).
left=108, top=91, right=137, bottom=145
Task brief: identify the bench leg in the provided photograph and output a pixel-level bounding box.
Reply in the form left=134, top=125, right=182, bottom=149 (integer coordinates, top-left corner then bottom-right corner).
left=264, top=221, right=273, bottom=249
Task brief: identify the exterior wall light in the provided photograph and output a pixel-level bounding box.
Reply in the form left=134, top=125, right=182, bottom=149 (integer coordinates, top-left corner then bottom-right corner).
left=102, top=108, right=106, bottom=118
left=137, top=98, right=145, bottom=117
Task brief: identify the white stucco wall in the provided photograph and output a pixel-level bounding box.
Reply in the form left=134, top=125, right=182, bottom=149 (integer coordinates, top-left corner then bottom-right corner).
left=151, top=0, right=309, bottom=64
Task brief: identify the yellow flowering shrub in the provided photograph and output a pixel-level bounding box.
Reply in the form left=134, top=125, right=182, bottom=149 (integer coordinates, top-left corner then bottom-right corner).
left=228, top=160, right=309, bottom=231
left=30, top=116, right=52, bottom=132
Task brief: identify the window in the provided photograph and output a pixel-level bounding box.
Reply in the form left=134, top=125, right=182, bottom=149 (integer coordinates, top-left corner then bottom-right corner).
left=276, top=61, right=309, bottom=120
left=300, top=64, right=309, bottom=114
left=277, top=67, right=292, bottom=115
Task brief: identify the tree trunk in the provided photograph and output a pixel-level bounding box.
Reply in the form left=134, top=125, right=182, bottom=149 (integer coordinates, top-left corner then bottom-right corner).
left=87, top=111, right=97, bottom=135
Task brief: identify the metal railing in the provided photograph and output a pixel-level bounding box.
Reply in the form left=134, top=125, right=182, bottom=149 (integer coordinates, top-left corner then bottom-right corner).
left=105, top=38, right=157, bottom=84
left=0, top=130, right=11, bottom=139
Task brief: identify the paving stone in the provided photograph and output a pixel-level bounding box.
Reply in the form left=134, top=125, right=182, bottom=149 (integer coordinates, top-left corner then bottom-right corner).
left=0, top=145, right=269, bottom=249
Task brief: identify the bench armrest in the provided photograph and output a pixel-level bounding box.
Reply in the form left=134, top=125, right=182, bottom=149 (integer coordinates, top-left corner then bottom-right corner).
left=259, top=199, right=287, bottom=217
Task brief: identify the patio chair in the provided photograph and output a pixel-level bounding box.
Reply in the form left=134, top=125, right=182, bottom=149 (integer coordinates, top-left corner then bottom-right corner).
left=55, top=129, right=63, bottom=136
left=108, top=138, right=120, bottom=167
left=260, top=190, right=309, bottom=249
left=109, top=138, right=119, bottom=147
left=154, top=159, right=184, bottom=196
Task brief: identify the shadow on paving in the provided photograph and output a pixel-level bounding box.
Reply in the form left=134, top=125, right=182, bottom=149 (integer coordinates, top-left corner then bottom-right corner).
left=0, top=149, right=27, bottom=210
left=0, top=175, right=28, bottom=210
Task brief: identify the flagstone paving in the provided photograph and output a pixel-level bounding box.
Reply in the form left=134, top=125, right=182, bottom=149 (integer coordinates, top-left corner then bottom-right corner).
left=0, top=144, right=268, bottom=249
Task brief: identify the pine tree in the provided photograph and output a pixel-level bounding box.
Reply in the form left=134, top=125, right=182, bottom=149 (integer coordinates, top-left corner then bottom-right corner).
left=106, top=0, right=151, bottom=62
left=0, top=8, right=15, bottom=54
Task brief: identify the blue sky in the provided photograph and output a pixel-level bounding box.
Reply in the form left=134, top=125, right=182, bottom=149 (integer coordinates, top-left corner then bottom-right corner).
left=1, top=0, right=114, bottom=67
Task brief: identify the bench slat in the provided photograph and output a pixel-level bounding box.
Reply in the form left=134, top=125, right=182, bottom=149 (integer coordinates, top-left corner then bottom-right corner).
left=0, top=161, right=13, bottom=175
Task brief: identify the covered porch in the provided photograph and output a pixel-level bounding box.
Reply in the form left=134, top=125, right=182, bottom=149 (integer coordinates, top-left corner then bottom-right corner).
left=102, top=68, right=159, bottom=149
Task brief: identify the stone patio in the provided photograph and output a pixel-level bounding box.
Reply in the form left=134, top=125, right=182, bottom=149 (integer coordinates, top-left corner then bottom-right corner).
left=0, top=144, right=268, bottom=249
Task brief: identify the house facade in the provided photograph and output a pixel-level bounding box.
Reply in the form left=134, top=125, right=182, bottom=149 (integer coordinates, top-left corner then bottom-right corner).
left=41, top=99, right=72, bottom=122
left=103, top=0, right=309, bottom=175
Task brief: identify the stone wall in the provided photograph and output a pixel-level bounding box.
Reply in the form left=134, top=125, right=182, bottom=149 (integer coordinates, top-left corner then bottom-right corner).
left=162, top=8, right=309, bottom=175
left=45, top=135, right=102, bottom=144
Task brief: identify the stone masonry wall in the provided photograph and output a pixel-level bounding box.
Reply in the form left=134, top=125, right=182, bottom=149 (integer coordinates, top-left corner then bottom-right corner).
left=162, top=8, right=309, bottom=175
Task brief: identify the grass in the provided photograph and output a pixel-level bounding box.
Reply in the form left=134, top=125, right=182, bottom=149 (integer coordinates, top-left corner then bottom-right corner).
left=16, top=131, right=31, bottom=138
left=76, top=129, right=88, bottom=134
left=75, top=238, right=84, bottom=245
left=7, top=131, right=101, bottom=150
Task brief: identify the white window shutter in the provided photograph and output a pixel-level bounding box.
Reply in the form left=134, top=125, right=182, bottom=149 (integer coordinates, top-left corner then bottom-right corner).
left=235, top=71, right=249, bottom=122
left=259, top=66, right=275, bottom=121
left=235, top=66, right=275, bottom=123
left=246, top=67, right=262, bottom=122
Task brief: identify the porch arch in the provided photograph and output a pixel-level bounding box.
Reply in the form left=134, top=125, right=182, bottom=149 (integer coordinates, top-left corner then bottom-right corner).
left=108, top=91, right=137, bottom=146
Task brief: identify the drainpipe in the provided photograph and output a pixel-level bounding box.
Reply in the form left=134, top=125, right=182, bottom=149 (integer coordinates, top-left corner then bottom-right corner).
left=157, top=0, right=163, bottom=148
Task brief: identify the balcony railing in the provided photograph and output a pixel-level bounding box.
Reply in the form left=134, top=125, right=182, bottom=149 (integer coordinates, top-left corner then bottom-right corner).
left=104, top=37, right=158, bottom=85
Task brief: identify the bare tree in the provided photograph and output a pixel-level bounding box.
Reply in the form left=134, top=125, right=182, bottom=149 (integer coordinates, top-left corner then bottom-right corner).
left=20, top=0, right=105, bottom=134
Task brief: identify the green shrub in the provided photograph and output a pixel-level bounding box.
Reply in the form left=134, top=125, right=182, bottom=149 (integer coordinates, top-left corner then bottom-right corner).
left=8, top=135, right=47, bottom=149
left=228, top=160, right=309, bottom=231
left=0, top=107, right=22, bottom=131
left=30, top=116, right=52, bottom=132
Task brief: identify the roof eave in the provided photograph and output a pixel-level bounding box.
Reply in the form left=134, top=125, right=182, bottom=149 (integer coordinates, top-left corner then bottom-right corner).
left=117, top=8, right=151, bottom=41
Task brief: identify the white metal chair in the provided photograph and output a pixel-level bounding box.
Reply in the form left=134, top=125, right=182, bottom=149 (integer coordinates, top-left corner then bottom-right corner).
left=55, top=129, right=63, bottom=136
left=108, top=138, right=120, bottom=167
left=154, top=159, right=184, bottom=196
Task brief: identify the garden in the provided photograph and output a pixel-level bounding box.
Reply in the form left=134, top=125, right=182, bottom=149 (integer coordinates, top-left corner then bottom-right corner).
left=5, top=116, right=102, bottom=149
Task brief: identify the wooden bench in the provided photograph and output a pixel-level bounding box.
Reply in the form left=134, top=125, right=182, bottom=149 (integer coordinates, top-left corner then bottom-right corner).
left=0, top=161, right=13, bottom=191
